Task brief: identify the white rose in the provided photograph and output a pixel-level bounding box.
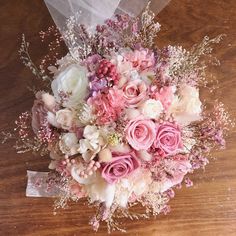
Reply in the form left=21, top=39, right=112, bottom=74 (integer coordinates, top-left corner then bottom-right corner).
left=59, top=133, right=80, bottom=156
left=169, top=85, right=202, bottom=125
left=139, top=99, right=163, bottom=119
left=51, top=64, right=88, bottom=108
left=56, top=109, right=75, bottom=130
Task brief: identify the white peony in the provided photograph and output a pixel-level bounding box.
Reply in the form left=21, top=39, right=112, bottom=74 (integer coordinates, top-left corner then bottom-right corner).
left=59, top=133, right=80, bottom=156
left=71, top=166, right=116, bottom=207
left=115, top=169, right=152, bottom=207
left=85, top=174, right=116, bottom=208
left=51, top=64, right=88, bottom=108
left=169, top=85, right=202, bottom=125
left=139, top=99, right=163, bottom=119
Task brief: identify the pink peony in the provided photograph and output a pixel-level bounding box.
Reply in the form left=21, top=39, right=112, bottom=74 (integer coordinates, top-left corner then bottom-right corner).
left=124, top=49, right=155, bottom=71
left=153, top=122, right=183, bottom=157
left=125, top=118, right=156, bottom=151
left=122, top=80, right=148, bottom=108
left=88, top=87, right=125, bottom=124
left=150, top=86, right=175, bottom=110
left=101, top=152, right=140, bottom=184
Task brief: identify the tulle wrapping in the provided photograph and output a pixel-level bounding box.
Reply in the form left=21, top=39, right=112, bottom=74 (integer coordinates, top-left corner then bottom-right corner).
left=44, top=0, right=171, bottom=44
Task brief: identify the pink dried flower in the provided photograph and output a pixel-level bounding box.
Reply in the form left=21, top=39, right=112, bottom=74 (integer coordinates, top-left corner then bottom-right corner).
left=84, top=54, right=102, bottom=72
left=124, top=48, right=155, bottom=71
left=88, top=87, right=125, bottom=124
left=162, top=205, right=171, bottom=215
left=184, top=177, right=193, bottom=187
left=31, top=92, right=49, bottom=134
left=150, top=86, right=175, bottom=110
left=70, top=183, right=86, bottom=198
left=159, top=156, right=192, bottom=192
left=96, top=59, right=120, bottom=86
left=89, top=217, right=100, bottom=232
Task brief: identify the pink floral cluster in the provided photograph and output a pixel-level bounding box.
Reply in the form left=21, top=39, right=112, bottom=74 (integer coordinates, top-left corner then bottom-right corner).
left=31, top=46, right=195, bottom=199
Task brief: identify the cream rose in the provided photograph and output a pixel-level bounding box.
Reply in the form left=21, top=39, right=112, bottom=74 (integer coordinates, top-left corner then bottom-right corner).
left=59, top=133, right=80, bottom=156
left=78, top=125, right=104, bottom=161
left=56, top=109, right=76, bottom=130
left=139, top=99, right=163, bottom=119
left=169, top=85, right=202, bottom=125
left=51, top=64, right=88, bottom=108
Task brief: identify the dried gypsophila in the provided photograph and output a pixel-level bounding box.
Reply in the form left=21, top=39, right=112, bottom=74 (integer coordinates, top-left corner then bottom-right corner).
left=19, top=34, right=51, bottom=82
left=155, top=34, right=225, bottom=87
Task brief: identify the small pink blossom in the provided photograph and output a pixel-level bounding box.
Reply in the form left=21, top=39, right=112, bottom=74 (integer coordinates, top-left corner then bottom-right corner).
left=153, top=121, right=183, bottom=157
left=88, top=87, right=125, bottom=124
left=123, top=79, right=148, bottom=108
left=125, top=118, right=156, bottom=151
left=70, top=183, right=86, bottom=198
left=124, top=49, right=155, bottom=71
left=101, top=152, right=140, bottom=184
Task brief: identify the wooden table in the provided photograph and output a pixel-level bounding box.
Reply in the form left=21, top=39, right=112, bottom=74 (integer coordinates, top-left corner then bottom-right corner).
left=0, top=0, right=236, bottom=235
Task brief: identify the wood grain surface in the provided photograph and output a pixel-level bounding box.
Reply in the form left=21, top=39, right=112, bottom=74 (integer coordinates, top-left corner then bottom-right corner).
left=0, top=0, right=236, bottom=235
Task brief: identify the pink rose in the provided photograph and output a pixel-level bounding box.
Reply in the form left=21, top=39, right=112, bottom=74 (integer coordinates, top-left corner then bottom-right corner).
left=153, top=122, right=183, bottom=157
left=101, top=152, right=140, bottom=184
left=123, top=80, right=148, bottom=108
left=88, top=87, right=125, bottom=124
left=125, top=118, right=156, bottom=150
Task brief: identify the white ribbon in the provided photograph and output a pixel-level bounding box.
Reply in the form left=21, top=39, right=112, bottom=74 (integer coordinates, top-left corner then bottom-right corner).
left=26, top=170, right=61, bottom=197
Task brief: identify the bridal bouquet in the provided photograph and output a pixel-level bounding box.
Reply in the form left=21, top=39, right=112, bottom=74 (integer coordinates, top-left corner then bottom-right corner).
left=4, top=0, right=233, bottom=232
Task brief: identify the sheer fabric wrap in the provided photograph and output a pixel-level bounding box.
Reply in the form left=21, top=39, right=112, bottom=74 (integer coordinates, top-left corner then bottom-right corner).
left=44, top=0, right=171, bottom=49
